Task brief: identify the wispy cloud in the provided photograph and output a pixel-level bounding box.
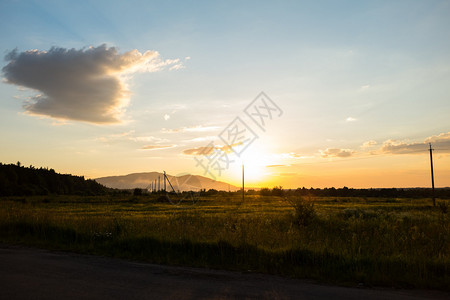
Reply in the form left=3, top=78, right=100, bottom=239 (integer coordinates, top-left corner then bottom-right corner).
left=97, top=131, right=168, bottom=144
left=162, top=125, right=220, bottom=133
left=279, top=152, right=309, bottom=159
left=141, top=145, right=176, bottom=150
left=362, top=140, right=377, bottom=148
left=183, top=136, right=217, bottom=143
left=320, top=148, right=354, bottom=158
left=182, top=142, right=242, bottom=156
left=2, top=45, right=182, bottom=124
left=182, top=146, right=215, bottom=156
left=345, top=117, right=357, bottom=122
left=131, top=136, right=168, bottom=143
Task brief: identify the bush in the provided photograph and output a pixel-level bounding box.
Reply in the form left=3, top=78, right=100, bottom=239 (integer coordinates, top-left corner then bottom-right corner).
left=259, top=188, right=271, bottom=196
left=272, top=186, right=284, bottom=197
left=438, top=201, right=448, bottom=214
left=286, top=196, right=316, bottom=226
left=133, top=188, right=143, bottom=196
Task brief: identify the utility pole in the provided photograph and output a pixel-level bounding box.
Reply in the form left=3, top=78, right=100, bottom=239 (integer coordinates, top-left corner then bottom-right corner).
left=158, top=176, right=160, bottom=192
left=242, top=164, right=245, bottom=202
left=429, top=143, right=436, bottom=207
left=164, top=171, right=167, bottom=192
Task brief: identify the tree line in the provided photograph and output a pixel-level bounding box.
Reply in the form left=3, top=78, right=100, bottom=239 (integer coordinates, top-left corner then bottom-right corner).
left=258, top=186, right=450, bottom=199
left=193, top=186, right=450, bottom=198
left=1, top=162, right=448, bottom=198
left=0, top=162, right=108, bottom=196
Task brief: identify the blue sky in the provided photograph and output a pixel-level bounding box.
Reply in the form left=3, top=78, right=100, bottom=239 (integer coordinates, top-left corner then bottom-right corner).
left=1, top=0, right=449, bottom=188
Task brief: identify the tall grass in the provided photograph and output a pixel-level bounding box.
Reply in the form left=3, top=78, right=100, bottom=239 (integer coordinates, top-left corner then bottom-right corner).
left=0, top=195, right=448, bottom=289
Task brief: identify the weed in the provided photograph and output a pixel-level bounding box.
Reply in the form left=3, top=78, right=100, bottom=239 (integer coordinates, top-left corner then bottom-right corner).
left=0, top=195, right=448, bottom=289
left=285, top=196, right=316, bottom=226
left=438, top=201, right=448, bottom=214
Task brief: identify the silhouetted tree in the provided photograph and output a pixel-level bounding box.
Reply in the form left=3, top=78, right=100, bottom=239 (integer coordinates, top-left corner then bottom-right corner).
left=0, top=163, right=109, bottom=196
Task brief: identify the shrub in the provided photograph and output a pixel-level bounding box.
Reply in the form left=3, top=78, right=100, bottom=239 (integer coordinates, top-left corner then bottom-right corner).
left=286, top=196, right=316, bottom=226
left=272, top=186, right=284, bottom=197
left=438, top=201, right=448, bottom=214
left=133, top=188, right=143, bottom=196
left=260, top=188, right=271, bottom=196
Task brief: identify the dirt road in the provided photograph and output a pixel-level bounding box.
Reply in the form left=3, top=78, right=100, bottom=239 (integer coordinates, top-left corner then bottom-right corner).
left=0, top=244, right=447, bottom=299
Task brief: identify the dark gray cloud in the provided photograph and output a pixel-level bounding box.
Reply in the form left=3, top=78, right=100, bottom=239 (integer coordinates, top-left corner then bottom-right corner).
left=2, top=45, right=182, bottom=124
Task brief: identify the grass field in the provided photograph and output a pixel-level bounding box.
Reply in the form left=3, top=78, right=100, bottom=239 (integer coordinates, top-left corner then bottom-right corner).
left=0, top=193, right=448, bottom=290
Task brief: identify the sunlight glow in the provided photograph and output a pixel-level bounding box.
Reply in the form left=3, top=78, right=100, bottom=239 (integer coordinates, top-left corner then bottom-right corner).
left=226, top=144, right=276, bottom=187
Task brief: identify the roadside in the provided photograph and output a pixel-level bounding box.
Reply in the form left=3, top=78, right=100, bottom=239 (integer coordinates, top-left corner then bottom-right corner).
left=1, top=244, right=448, bottom=300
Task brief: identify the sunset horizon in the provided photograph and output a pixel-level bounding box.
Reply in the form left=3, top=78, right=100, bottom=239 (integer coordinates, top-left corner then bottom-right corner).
left=1, top=1, right=449, bottom=295
left=1, top=0, right=449, bottom=189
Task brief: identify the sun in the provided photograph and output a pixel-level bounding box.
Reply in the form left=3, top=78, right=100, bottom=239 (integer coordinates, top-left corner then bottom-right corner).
left=226, top=143, right=274, bottom=187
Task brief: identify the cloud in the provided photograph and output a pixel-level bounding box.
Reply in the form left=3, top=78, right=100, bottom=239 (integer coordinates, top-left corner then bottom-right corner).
left=362, top=140, right=377, bottom=148
left=131, top=136, right=168, bottom=143
left=345, top=117, right=357, bottom=122
left=183, top=136, right=217, bottom=143
left=279, top=152, right=309, bottom=159
left=141, top=145, right=176, bottom=150
left=164, top=114, right=170, bottom=121
left=162, top=125, right=220, bottom=133
left=380, top=132, right=450, bottom=154
left=182, top=142, right=242, bottom=156
left=320, top=148, right=354, bottom=158
left=169, top=63, right=184, bottom=71
left=2, top=45, right=182, bottom=124
left=425, top=132, right=450, bottom=145
left=183, top=146, right=215, bottom=156
left=380, top=140, right=424, bottom=154
left=97, top=131, right=168, bottom=144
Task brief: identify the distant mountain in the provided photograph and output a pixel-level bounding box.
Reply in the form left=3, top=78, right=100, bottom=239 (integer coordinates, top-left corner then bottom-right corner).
left=95, top=172, right=239, bottom=192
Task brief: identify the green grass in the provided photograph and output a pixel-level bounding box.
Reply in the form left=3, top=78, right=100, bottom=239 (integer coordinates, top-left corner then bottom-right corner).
left=0, top=194, right=449, bottom=290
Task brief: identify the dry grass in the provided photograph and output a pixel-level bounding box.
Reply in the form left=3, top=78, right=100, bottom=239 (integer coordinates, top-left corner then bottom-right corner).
left=0, top=194, right=449, bottom=289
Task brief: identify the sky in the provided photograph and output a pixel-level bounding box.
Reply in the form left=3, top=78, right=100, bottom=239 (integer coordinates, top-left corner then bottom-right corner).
left=1, top=0, right=449, bottom=188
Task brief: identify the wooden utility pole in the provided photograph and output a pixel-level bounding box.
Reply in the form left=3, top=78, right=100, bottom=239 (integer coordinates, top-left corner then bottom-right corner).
left=429, top=143, right=436, bottom=207
left=242, top=164, right=245, bottom=202
left=163, top=171, right=167, bottom=192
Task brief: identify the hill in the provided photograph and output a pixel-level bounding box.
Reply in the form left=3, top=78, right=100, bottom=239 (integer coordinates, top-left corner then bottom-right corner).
left=95, top=172, right=239, bottom=192
left=0, top=162, right=108, bottom=196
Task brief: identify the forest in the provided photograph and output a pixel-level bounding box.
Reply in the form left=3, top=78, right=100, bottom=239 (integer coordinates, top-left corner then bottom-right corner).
left=0, top=162, right=108, bottom=196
